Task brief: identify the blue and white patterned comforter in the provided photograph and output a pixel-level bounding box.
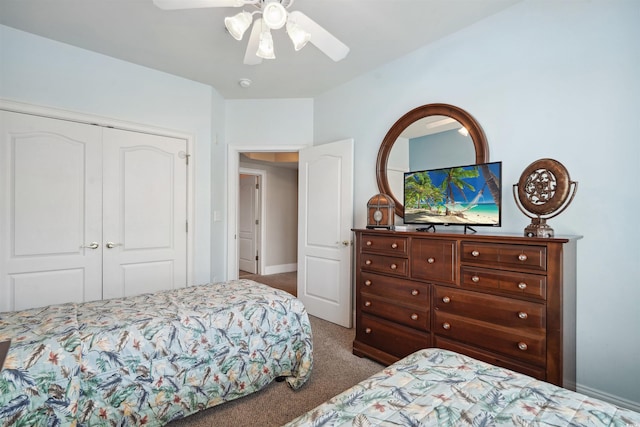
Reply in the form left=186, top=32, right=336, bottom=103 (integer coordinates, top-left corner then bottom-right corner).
left=0, top=280, right=313, bottom=426
left=285, top=348, right=639, bottom=427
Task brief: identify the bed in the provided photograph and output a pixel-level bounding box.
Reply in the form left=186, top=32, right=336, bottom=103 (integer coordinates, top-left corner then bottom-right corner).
left=285, top=348, right=640, bottom=427
left=0, top=279, right=313, bottom=426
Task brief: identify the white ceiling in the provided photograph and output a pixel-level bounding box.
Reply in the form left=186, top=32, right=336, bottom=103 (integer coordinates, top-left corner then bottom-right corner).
left=0, top=0, right=520, bottom=99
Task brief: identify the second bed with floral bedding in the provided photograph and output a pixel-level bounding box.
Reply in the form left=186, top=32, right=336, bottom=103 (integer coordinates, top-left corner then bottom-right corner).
left=285, top=348, right=640, bottom=427
left=0, top=279, right=313, bottom=426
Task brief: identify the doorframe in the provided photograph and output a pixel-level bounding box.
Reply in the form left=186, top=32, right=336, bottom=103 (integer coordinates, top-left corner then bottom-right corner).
left=0, top=98, right=196, bottom=286
left=239, top=167, right=266, bottom=275
left=227, top=144, right=307, bottom=280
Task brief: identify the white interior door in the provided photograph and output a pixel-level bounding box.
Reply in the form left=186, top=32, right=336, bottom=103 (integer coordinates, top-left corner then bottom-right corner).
left=297, top=139, right=354, bottom=327
left=238, top=174, right=258, bottom=274
left=102, top=128, right=187, bottom=299
left=0, top=111, right=103, bottom=311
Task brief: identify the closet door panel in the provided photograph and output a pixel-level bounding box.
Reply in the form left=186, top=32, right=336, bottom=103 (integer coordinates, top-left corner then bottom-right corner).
left=102, top=128, right=187, bottom=299
left=0, top=111, right=103, bottom=311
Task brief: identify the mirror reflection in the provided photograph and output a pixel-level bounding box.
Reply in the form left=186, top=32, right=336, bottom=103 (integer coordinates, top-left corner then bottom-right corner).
left=376, top=103, right=489, bottom=217
left=386, top=115, right=476, bottom=204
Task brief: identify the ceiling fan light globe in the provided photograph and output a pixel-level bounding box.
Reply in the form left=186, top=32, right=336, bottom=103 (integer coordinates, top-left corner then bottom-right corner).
left=286, top=20, right=311, bottom=51
left=262, top=2, right=287, bottom=29
left=225, top=11, right=253, bottom=40
left=256, top=30, right=276, bottom=59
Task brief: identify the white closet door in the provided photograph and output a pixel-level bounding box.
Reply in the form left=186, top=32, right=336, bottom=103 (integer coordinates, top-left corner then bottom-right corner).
left=238, top=174, right=258, bottom=274
left=0, top=111, right=103, bottom=311
left=101, top=128, right=187, bottom=299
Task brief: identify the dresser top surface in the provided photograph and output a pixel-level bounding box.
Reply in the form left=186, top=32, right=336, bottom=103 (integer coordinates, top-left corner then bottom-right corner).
left=353, top=229, right=582, bottom=244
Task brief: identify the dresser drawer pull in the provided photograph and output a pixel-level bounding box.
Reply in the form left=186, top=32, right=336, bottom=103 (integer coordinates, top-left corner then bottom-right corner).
left=390, top=263, right=398, bottom=270
left=366, top=240, right=373, bottom=246
left=365, top=328, right=372, bottom=334
left=364, top=301, right=372, bottom=307
left=364, top=280, right=372, bottom=286
left=518, top=282, right=527, bottom=290
left=442, top=322, right=451, bottom=330
left=411, top=289, right=420, bottom=296
left=518, top=311, right=528, bottom=319
left=518, top=253, right=528, bottom=262
left=518, top=342, right=528, bottom=351
left=442, top=296, right=451, bottom=303
left=471, top=275, right=480, bottom=283
left=391, top=243, right=398, bottom=249
left=365, top=259, right=372, bottom=265
left=471, top=250, right=480, bottom=257
left=427, top=257, right=435, bottom=264
left=410, top=313, right=419, bottom=320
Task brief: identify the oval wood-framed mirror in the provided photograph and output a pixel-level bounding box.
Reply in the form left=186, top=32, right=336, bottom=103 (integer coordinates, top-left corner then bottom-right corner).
left=376, top=103, right=489, bottom=217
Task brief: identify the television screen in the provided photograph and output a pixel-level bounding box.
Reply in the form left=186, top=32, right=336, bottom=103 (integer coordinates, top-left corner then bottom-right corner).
left=403, top=161, right=502, bottom=228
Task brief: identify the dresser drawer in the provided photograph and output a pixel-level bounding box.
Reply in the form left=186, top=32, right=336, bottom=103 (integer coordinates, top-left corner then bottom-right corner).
left=360, top=253, right=408, bottom=277
left=360, top=294, right=429, bottom=331
left=360, top=234, right=408, bottom=256
left=410, top=238, right=456, bottom=284
left=357, top=314, right=430, bottom=359
left=461, top=242, right=547, bottom=272
left=433, top=286, right=545, bottom=330
left=359, top=272, right=429, bottom=305
left=461, top=266, right=546, bottom=300
left=433, top=312, right=546, bottom=366
left=434, top=337, right=546, bottom=381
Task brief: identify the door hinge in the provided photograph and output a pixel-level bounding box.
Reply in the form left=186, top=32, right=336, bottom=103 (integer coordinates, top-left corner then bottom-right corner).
left=185, top=221, right=188, bottom=233
left=255, top=252, right=259, bottom=261
left=256, top=183, right=259, bottom=189
left=255, top=219, right=259, bottom=225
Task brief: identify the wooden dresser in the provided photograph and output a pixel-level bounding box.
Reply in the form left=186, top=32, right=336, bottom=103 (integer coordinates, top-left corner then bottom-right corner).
left=352, top=229, right=579, bottom=388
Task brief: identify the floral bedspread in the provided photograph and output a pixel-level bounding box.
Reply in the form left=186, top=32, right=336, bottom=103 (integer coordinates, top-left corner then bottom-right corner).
left=0, top=280, right=313, bottom=426
left=285, top=348, right=640, bottom=427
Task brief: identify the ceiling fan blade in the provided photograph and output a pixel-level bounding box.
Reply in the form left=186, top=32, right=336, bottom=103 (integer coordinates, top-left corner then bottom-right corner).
left=288, top=11, right=349, bottom=62
left=243, top=19, right=263, bottom=65
left=153, top=0, right=246, bottom=10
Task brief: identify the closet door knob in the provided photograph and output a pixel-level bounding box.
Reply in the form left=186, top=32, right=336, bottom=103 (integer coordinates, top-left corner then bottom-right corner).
left=106, top=242, right=122, bottom=249
left=81, top=242, right=99, bottom=249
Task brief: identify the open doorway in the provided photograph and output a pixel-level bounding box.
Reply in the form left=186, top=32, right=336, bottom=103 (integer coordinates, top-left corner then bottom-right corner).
left=234, top=151, right=299, bottom=282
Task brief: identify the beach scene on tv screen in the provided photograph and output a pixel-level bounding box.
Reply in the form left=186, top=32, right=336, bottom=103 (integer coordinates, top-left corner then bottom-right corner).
left=404, top=162, right=501, bottom=225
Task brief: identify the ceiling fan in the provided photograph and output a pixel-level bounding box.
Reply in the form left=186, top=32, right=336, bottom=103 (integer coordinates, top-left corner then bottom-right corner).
left=153, top=0, right=350, bottom=65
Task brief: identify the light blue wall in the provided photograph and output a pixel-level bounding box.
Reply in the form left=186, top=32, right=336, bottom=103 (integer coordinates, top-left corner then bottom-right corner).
left=0, top=25, right=220, bottom=285
left=314, top=0, right=640, bottom=407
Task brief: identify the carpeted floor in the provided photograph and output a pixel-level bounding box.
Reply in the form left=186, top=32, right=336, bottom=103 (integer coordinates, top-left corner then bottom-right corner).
left=239, top=271, right=297, bottom=296
left=166, top=313, right=384, bottom=426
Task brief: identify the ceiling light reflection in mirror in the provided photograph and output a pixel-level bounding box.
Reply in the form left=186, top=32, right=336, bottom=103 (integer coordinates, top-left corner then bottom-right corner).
left=386, top=116, right=476, bottom=206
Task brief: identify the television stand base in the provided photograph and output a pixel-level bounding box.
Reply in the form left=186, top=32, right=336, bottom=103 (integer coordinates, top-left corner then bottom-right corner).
left=463, top=225, right=477, bottom=234
left=416, top=225, right=436, bottom=232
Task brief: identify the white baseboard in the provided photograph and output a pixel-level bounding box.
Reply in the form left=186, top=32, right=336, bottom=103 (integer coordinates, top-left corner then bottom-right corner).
left=263, top=263, right=297, bottom=275
left=576, top=383, right=640, bottom=412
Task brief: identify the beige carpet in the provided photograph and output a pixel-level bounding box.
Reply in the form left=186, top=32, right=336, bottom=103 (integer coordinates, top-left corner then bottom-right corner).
left=239, top=271, right=297, bottom=296
left=167, top=315, right=384, bottom=426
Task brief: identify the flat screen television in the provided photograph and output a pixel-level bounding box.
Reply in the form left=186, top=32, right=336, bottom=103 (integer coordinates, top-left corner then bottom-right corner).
left=403, top=161, right=502, bottom=231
